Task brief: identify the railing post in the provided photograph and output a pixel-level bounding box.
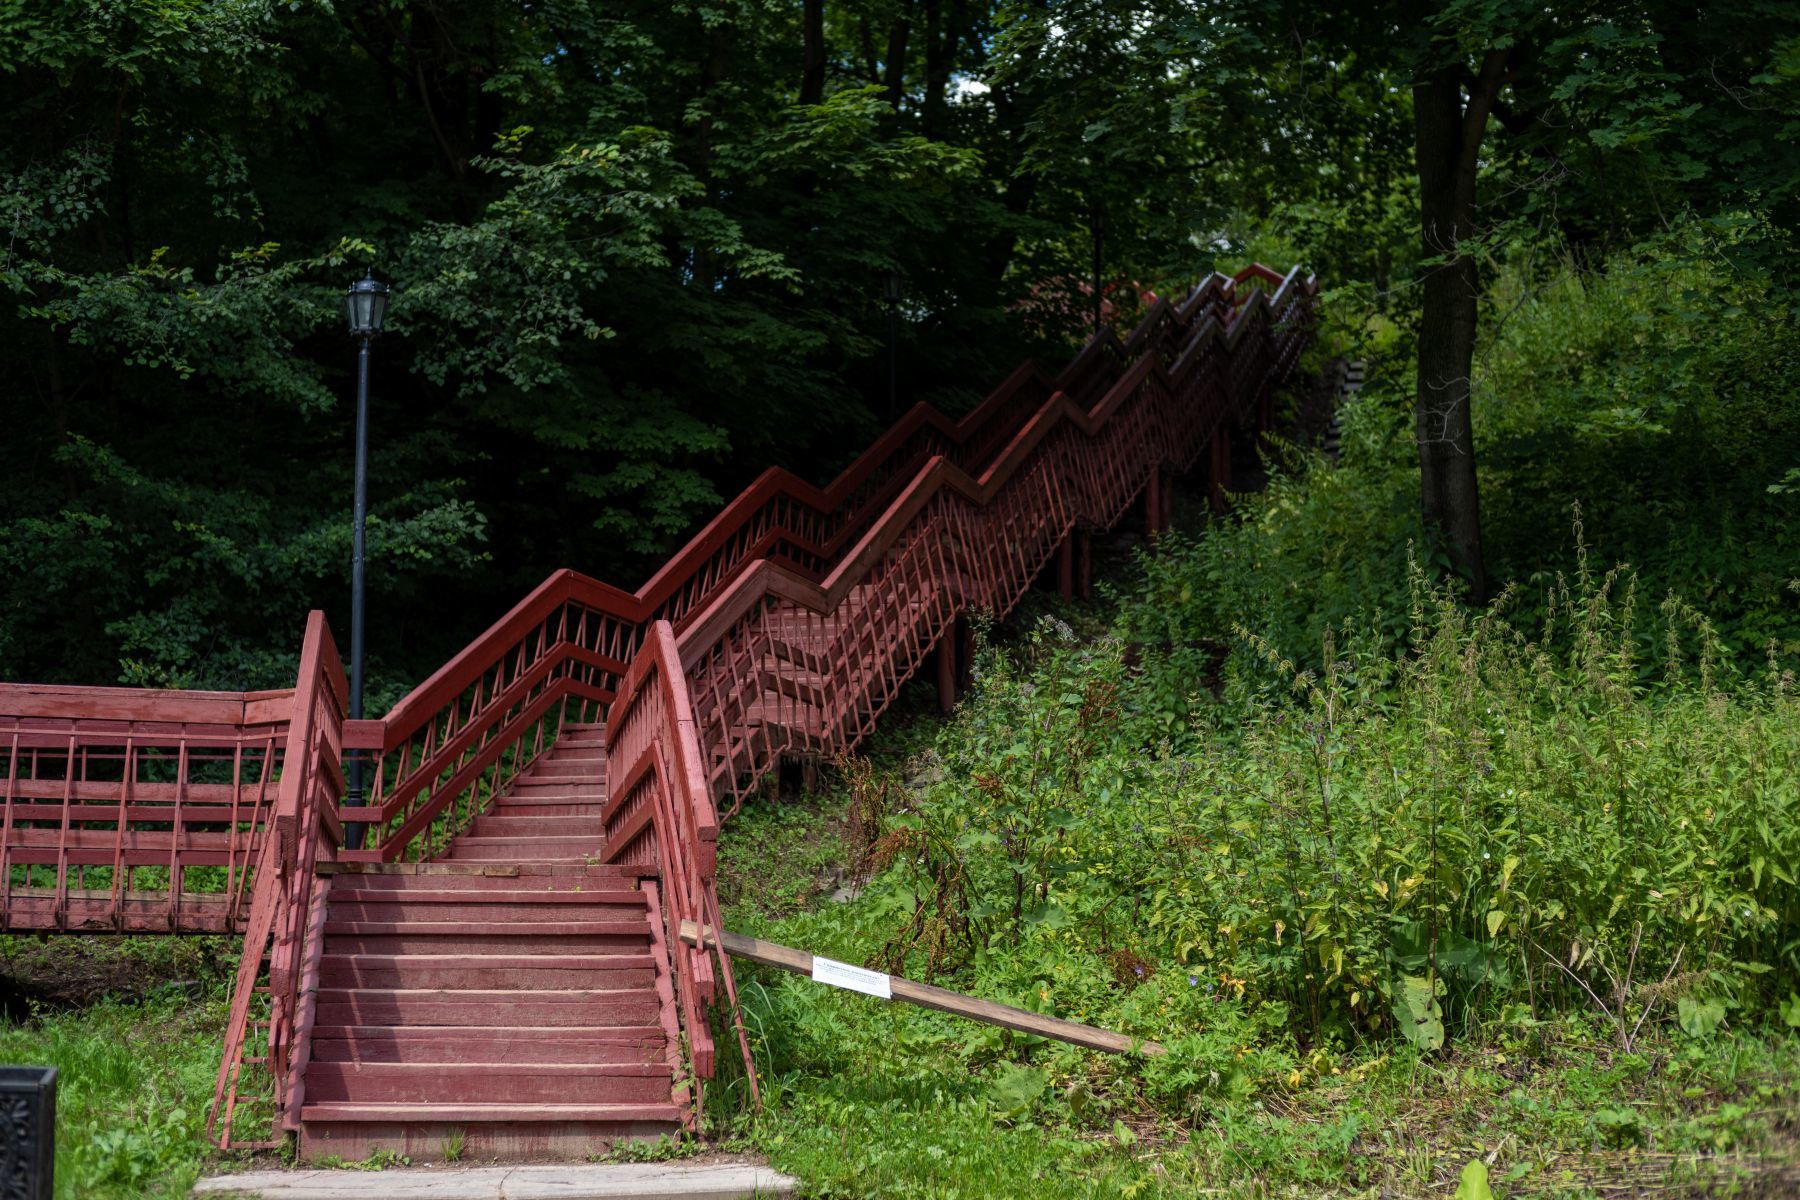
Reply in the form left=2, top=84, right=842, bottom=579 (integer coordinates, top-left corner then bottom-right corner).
left=935, top=628, right=957, bottom=713
left=1075, top=531, right=1092, bottom=601
left=1145, top=470, right=1162, bottom=537
left=1209, top=427, right=1232, bottom=513
left=1056, top=535, right=1074, bottom=600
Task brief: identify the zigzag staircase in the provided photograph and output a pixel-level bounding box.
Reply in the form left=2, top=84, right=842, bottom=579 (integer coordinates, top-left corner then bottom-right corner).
left=0, top=265, right=1317, bottom=1159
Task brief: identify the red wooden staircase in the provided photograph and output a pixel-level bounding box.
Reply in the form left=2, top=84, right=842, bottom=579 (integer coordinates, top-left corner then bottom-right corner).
left=298, top=725, right=688, bottom=1159
left=0, top=264, right=1319, bottom=1159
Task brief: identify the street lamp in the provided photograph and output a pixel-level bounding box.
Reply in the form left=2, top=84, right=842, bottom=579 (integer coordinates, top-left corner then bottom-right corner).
left=343, top=272, right=388, bottom=845
left=883, top=271, right=902, bottom=423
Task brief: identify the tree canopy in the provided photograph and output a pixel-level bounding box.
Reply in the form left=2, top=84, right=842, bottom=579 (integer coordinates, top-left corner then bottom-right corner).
left=3, top=0, right=1798, bottom=693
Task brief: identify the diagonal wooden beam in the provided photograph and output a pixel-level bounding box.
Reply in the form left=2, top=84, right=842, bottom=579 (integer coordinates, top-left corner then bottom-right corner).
left=679, top=920, right=1164, bottom=1058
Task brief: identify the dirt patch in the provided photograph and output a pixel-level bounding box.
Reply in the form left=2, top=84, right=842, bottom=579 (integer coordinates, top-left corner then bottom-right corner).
left=0, top=933, right=236, bottom=1015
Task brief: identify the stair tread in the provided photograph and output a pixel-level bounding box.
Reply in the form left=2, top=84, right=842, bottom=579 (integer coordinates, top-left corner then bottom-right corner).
left=328, top=889, right=643, bottom=904
left=319, top=953, right=654, bottom=967
left=311, top=1025, right=665, bottom=1039
left=300, top=1102, right=682, bottom=1123
left=323, top=920, right=649, bottom=935
left=312, top=1061, right=669, bottom=1076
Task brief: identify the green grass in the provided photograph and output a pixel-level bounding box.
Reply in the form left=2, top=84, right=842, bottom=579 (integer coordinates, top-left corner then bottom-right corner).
left=0, top=992, right=240, bottom=1199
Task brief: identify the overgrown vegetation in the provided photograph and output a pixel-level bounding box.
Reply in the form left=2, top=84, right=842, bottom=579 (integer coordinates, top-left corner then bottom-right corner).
left=708, top=230, right=1800, bottom=1197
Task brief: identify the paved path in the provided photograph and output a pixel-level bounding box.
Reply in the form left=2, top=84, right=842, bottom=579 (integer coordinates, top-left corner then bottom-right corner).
left=192, top=1159, right=797, bottom=1199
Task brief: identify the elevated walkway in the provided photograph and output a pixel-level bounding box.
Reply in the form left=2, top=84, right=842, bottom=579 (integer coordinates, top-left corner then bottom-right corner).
left=0, top=265, right=1318, bottom=1154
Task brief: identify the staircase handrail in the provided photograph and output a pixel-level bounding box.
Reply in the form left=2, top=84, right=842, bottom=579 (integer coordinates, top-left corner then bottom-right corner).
left=208, top=610, right=346, bottom=1147
left=340, top=266, right=1304, bottom=860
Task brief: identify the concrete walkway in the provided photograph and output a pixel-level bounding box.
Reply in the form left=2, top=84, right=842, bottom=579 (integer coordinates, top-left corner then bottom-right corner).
left=192, top=1159, right=797, bottom=1199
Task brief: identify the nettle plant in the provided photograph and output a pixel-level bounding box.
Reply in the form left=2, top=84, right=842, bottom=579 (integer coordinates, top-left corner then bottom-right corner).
left=864, top=551, right=1799, bottom=1074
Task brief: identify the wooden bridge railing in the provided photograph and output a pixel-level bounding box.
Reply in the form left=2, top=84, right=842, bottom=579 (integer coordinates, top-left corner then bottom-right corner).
left=0, top=684, right=292, bottom=933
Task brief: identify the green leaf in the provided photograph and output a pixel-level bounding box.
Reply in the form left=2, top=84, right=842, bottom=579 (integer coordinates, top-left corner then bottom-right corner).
left=1779, top=994, right=1800, bottom=1029
left=987, top=1064, right=1049, bottom=1119
left=1677, top=997, right=1726, bottom=1039
left=1454, top=1160, right=1493, bottom=1200
left=1391, top=973, right=1444, bottom=1052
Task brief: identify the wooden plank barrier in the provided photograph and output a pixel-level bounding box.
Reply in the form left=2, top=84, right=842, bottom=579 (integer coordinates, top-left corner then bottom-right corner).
left=680, top=920, right=1165, bottom=1058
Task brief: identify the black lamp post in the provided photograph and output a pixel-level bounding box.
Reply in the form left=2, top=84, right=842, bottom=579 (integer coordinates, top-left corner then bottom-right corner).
left=882, top=271, right=902, bottom=423
left=343, top=272, right=388, bottom=846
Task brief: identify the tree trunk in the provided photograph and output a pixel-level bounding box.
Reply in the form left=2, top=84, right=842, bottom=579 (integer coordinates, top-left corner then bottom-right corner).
left=883, top=4, right=912, bottom=111
left=801, top=0, right=826, bottom=104
left=1410, top=56, right=1502, bottom=603
left=921, top=0, right=961, bottom=137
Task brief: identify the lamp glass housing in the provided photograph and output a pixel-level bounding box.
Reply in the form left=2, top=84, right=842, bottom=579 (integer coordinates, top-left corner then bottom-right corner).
left=345, top=274, right=390, bottom=337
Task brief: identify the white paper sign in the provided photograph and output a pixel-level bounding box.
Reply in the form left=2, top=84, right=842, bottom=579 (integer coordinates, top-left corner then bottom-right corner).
left=810, top=955, right=893, bottom=999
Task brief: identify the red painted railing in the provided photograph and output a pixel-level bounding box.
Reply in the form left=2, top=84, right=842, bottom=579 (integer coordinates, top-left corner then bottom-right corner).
left=0, top=263, right=1316, bottom=1141
left=209, top=612, right=346, bottom=1148
left=333, top=267, right=1309, bottom=868
left=0, top=684, right=290, bottom=933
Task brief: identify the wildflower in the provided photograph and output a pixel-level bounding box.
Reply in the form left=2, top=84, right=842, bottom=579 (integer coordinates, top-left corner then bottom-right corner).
left=1188, top=974, right=1199, bottom=987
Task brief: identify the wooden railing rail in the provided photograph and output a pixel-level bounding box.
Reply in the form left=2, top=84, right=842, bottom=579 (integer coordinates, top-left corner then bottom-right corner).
left=208, top=610, right=347, bottom=1149
left=0, top=684, right=294, bottom=933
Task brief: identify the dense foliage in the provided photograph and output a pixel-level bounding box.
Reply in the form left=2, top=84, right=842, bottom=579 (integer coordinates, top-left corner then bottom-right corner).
left=7, top=2, right=1800, bottom=695
left=710, top=227, right=1800, bottom=1194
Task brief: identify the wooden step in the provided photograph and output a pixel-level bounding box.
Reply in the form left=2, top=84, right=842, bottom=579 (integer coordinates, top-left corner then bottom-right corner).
left=306, top=1062, right=672, bottom=1105
left=328, top=873, right=629, bottom=893
left=529, top=759, right=602, bottom=779
left=504, top=778, right=604, bottom=796
left=311, top=988, right=662, bottom=1027
left=445, top=837, right=600, bottom=861
left=544, top=745, right=606, bottom=762
left=327, top=896, right=644, bottom=924
left=324, top=918, right=647, bottom=938
left=330, top=862, right=632, bottom=880
left=468, top=815, right=599, bottom=837
left=300, top=1101, right=682, bottom=1124
left=308, top=1025, right=665, bottom=1065
left=298, top=1102, right=683, bottom=1161
left=323, top=930, right=649, bottom=955
left=317, top=953, right=656, bottom=991
left=486, top=798, right=606, bottom=815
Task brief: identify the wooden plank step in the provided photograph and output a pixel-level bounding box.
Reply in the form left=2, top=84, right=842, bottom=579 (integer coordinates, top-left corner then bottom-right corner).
left=305, top=1062, right=672, bottom=1105
left=328, top=862, right=630, bottom=879
left=468, top=815, right=599, bottom=837
left=299, top=1101, right=683, bottom=1124
left=328, top=888, right=641, bottom=905
left=323, top=920, right=647, bottom=938
left=327, top=898, right=644, bottom=923
left=297, top=1106, right=683, bottom=1160
left=317, top=953, right=655, bottom=991
left=504, top=779, right=604, bottom=796
left=308, top=1025, right=664, bottom=1065
left=324, top=874, right=627, bottom=894
left=482, top=801, right=605, bottom=818
left=312, top=988, right=661, bottom=1027
left=324, top=931, right=649, bottom=955
left=529, top=759, right=603, bottom=779
left=446, top=840, right=600, bottom=862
